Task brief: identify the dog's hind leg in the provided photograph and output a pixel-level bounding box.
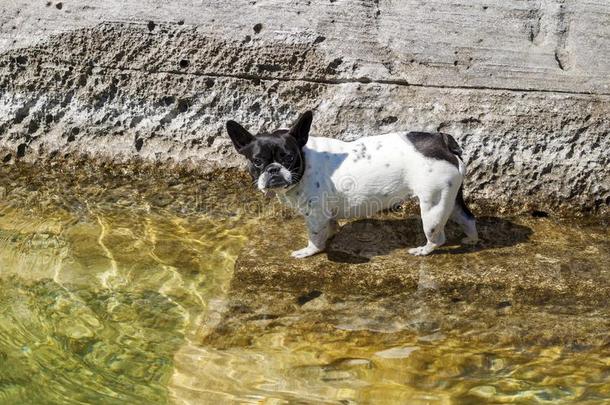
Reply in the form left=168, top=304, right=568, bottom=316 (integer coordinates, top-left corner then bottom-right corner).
left=409, top=188, right=455, bottom=256
left=450, top=186, right=478, bottom=245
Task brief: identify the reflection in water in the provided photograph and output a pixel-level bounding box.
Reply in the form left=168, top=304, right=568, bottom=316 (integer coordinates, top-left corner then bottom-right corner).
left=0, top=203, right=249, bottom=404
left=174, top=329, right=610, bottom=404
left=0, top=160, right=607, bottom=404
left=0, top=279, right=183, bottom=404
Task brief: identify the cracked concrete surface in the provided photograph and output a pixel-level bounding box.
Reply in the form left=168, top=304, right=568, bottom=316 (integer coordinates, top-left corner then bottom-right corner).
left=0, top=0, right=608, bottom=214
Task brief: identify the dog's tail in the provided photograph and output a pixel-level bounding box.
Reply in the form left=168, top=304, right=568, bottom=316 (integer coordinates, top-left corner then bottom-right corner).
left=455, top=184, right=475, bottom=219
left=441, top=133, right=466, bottom=176
left=441, top=133, right=474, bottom=218
left=455, top=173, right=475, bottom=219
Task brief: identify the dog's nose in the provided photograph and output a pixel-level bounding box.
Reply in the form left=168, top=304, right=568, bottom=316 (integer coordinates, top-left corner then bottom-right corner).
left=267, top=166, right=280, bottom=174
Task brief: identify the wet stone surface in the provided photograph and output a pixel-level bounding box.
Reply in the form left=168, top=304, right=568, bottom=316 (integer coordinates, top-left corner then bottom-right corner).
left=231, top=214, right=610, bottom=306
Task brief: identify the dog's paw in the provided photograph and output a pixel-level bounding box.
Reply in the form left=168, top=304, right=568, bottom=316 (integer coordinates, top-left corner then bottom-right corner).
left=408, top=246, right=434, bottom=256
left=291, top=247, right=321, bottom=259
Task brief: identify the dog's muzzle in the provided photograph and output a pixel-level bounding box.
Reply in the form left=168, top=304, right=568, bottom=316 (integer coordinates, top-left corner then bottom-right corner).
left=258, top=163, right=292, bottom=190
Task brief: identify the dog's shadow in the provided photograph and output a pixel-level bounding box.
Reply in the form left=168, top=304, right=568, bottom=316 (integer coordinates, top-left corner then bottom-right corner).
left=326, top=216, right=533, bottom=263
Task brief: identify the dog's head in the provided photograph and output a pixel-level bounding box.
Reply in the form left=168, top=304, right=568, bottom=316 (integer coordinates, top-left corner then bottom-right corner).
left=226, top=111, right=312, bottom=192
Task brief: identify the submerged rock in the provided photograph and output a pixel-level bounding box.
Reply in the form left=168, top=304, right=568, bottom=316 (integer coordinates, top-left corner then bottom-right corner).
left=468, top=385, right=497, bottom=399
left=232, top=215, right=609, bottom=306
left=374, top=346, right=419, bottom=359
left=204, top=213, right=610, bottom=348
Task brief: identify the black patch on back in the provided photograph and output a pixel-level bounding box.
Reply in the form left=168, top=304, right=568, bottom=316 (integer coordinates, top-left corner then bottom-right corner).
left=405, top=131, right=461, bottom=168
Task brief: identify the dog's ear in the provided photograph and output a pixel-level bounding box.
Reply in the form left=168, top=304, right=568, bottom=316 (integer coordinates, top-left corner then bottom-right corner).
left=289, top=110, right=312, bottom=148
left=226, top=120, right=255, bottom=152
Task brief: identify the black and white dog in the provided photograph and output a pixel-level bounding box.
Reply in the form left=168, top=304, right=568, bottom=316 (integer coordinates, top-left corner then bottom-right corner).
left=226, top=111, right=478, bottom=258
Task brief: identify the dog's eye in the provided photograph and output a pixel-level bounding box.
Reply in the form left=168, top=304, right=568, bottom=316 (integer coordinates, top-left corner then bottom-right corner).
left=252, top=158, right=264, bottom=168
left=284, top=154, right=294, bottom=163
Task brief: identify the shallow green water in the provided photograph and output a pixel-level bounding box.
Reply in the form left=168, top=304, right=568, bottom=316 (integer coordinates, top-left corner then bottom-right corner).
left=0, top=161, right=608, bottom=404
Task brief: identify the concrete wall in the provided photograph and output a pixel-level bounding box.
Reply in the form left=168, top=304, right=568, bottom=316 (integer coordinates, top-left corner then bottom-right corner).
left=0, top=0, right=608, bottom=214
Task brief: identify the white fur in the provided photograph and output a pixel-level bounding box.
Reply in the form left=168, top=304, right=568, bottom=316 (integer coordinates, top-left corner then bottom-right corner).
left=277, top=132, right=478, bottom=258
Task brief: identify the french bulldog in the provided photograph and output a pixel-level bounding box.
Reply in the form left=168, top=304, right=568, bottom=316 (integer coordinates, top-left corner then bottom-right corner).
left=226, top=111, right=478, bottom=258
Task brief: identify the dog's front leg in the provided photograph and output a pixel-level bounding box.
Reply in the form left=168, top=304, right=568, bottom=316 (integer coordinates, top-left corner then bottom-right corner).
left=291, top=214, right=331, bottom=259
